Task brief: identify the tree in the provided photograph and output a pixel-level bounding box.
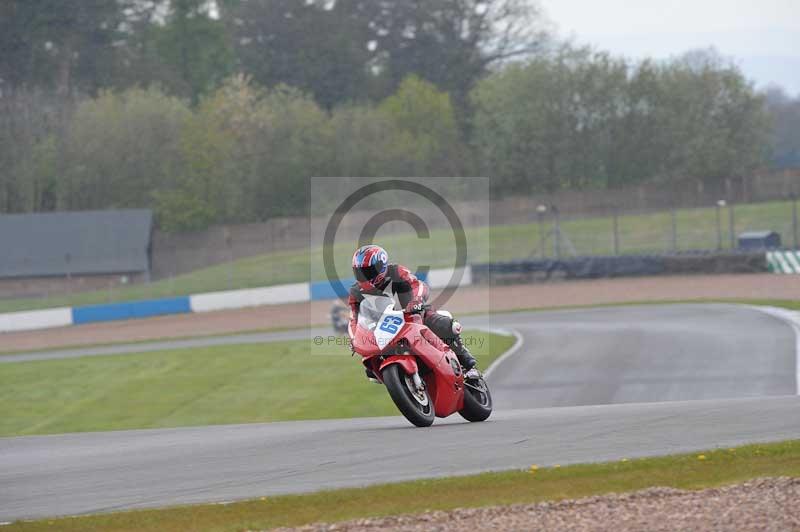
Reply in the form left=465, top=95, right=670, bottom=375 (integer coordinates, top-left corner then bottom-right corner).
left=0, top=0, right=134, bottom=94
left=472, top=45, right=626, bottom=192
left=166, top=75, right=332, bottom=227
left=369, top=0, right=549, bottom=108
left=152, top=0, right=234, bottom=102
left=225, top=0, right=377, bottom=108
left=379, top=75, right=469, bottom=176
left=224, top=0, right=548, bottom=112
left=0, top=90, right=70, bottom=213
left=471, top=45, right=770, bottom=194
left=59, top=87, right=192, bottom=211
left=763, top=86, right=800, bottom=169
left=651, top=49, right=770, bottom=182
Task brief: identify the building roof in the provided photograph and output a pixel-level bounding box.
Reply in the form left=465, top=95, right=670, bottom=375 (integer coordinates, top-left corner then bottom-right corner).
left=0, top=209, right=152, bottom=278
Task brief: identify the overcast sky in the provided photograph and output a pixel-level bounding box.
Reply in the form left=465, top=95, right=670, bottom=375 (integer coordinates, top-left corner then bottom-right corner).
left=538, top=0, right=800, bottom=95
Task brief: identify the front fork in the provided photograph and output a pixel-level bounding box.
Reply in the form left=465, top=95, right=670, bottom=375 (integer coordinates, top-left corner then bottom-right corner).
left=411, top=372, right=425, bottom=391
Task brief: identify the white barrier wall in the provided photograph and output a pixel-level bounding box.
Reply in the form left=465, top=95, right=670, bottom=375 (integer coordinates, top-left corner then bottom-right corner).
left=189, top=282, right=311, bottom=313
left=0, top=269, right=473, bottom=334
left=426, top=266, right=472, bottom=289
left=0, top=307, right=73, bottom=333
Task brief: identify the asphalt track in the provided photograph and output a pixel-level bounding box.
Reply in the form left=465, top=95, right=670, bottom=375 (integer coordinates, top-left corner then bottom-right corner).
left=2, top=304, right=799, bottom=521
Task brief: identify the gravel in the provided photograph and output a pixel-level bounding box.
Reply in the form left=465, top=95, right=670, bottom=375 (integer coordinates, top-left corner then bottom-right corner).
left=270, top=477, right=800, bottom=532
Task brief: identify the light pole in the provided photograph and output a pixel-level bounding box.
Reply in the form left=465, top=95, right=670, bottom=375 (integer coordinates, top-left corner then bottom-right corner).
left=536, top=204, right=547, bottom=258
left=552, top=205, right=561, bottom=259
left=715, top=200, right=726, bottom=250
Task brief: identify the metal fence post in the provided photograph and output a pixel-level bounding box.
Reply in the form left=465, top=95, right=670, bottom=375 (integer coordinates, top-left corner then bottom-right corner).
left=225, top=227, right=233, bottom=289
left=65, top=253, right=72, bottom=295
left=670, top=207, right=677, bottom=252
left=552, top=205, right=561, bottom=259
left=613, top=210, right=620, bottom=256
left=715, top=200, right=725, bottom=250
left=728, top=203, right=736, bottom=250
left=170, top=242, right=177, bottom=296
left=793, top=193, right=798, bottom=250
left=536, top=204, right=547, bottom=258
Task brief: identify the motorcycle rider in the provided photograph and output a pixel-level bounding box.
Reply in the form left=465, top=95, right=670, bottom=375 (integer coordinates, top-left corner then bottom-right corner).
left=347, top=244, right=478, bottom=379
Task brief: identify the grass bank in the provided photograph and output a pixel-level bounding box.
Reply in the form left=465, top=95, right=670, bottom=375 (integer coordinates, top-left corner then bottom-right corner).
left=6, top=439, right=799, bottom=531
left=0, top=330, right=513, bottom=436
left=0, top=199, right=793, bottom=313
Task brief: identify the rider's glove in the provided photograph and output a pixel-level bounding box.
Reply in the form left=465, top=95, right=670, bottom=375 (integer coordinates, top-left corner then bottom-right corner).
left=405, top=299, right=426, bottom=314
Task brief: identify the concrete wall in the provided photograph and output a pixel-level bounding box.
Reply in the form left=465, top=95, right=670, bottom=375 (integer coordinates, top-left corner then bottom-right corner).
left=0, top=267, right=467, bottom=333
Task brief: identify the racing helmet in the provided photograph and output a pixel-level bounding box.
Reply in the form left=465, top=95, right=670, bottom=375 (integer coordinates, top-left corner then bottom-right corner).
left=352, top=244, right=388, bottom=289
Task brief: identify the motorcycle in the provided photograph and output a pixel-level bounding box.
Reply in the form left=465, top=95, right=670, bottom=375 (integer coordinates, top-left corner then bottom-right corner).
left=351, top=294, right=492, bottom=427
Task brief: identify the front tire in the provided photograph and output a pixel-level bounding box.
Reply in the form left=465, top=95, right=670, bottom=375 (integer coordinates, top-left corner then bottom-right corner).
left=382, top=364, right=435, bottom=427
left=459, top=376, right=493, bottom=422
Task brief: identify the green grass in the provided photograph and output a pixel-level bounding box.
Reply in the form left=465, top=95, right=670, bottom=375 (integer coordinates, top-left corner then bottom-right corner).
left=0, top=330, right=513, bottom=437
left=6, top=439, right=799, bottom=531
left=0, top=199, right=794, bottom=314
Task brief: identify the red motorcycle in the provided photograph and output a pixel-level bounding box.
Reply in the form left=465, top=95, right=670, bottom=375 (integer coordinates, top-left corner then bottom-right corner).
left=351, top=294, right=492, bottom=427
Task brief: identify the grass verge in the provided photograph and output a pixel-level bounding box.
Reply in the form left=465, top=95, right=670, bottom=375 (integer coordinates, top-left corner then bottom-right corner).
left=0, top=330, right=513, bottom=436
left=6, top=439, right=800, bottom=531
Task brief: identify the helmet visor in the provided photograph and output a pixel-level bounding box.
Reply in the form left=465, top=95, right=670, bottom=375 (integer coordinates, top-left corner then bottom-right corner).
left=354, top=263, right=385, bottom=283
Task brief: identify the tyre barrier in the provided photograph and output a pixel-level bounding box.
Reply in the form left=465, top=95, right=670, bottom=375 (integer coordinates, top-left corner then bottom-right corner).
left=471, top=251, right=768, bottom=285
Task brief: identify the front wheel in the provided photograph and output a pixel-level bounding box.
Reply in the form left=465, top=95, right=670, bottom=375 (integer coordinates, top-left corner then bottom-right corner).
left=382, top=364, right=435, bottom=427
left=459, top=376, right=493, bottom=422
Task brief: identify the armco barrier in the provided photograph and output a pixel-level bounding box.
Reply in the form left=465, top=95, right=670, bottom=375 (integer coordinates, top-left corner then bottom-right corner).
left=71, top=297, right=192, bottom=325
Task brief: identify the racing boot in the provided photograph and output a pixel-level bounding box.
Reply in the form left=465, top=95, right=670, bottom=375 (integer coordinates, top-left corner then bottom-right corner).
left=448, top=320, right=477, bottom=372
left=424, top=312, right=479, bottom=374
left=450, top=336, right=477, bottom=371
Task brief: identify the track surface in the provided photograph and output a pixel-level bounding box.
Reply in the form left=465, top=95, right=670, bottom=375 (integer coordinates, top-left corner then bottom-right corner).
left=1, top=304, right=798, bottom=521
left=490, top=304, right=797, bottom=408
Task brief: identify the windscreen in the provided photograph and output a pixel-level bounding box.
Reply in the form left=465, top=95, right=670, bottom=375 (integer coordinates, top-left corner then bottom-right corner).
left=357, top=295, right=397, bottom=331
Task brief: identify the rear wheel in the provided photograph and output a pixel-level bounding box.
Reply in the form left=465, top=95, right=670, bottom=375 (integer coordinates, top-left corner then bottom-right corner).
left=382, top=364, right=435, bottom=427
left=459, top=376, right=493, bottom=422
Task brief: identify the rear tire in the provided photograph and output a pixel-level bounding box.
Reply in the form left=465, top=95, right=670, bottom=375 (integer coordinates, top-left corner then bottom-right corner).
left=459, top=376, right=493, bottom=422
left=382, top=364, right=435, bottom=427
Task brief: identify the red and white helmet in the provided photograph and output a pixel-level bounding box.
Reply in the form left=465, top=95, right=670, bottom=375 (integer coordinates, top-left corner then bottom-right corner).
left=352, top=244, right=388, bottom=290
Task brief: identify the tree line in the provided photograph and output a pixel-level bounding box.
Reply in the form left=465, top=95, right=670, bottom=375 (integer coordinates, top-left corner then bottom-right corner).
left=0, top=1, right=790, bottom=231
